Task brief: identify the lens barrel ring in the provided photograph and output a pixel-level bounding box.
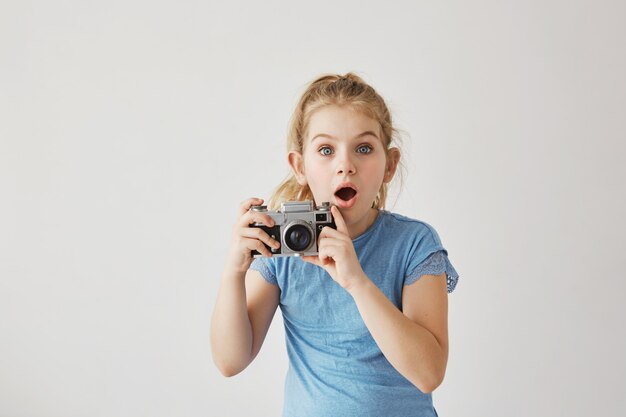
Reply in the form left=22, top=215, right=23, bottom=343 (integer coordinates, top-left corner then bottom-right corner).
left=282, top=220, right=315, bottom=253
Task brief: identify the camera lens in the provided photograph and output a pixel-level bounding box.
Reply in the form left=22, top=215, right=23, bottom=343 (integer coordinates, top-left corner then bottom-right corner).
left=284, top=224, right=312, bottom=252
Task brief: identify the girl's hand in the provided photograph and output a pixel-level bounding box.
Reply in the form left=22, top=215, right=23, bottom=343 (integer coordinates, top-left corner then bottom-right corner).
left=302, top=206, right=368, bottom=291
left=226, top=197, right=281, bottom=273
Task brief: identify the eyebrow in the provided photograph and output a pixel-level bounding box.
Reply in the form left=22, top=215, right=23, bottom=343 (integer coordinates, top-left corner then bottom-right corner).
left=311, top=131, right=380, bottom=142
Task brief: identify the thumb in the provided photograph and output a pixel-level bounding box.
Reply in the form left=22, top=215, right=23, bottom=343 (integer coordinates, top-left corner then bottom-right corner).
left=301, top=255, right=322, bottom=267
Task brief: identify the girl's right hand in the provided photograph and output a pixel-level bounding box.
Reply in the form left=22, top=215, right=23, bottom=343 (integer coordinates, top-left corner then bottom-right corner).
left=226, top=197, right=281, bottom=273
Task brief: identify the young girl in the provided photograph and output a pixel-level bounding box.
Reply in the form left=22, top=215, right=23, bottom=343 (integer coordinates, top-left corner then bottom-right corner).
left=211, top=73, right=459, bottom=417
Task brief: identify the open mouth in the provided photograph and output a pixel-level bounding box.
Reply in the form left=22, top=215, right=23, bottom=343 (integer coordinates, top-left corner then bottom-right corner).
left=335, top=187, right=357, bottom=202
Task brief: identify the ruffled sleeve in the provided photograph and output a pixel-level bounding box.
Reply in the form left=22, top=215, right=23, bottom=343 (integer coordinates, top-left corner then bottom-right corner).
left=249, top=257, right=278, bottom=286
left=404, top=250, right=459, bottom=293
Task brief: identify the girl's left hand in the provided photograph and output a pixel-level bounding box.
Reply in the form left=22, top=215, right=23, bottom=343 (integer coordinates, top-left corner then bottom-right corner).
left=302, top=206, right=367, bottom=291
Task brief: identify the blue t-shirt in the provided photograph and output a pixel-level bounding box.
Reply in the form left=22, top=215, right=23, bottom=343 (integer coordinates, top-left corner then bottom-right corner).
left=250, top=210, right=459, bottom=417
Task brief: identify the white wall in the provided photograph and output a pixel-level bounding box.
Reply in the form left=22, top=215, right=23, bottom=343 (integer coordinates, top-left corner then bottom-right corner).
left=1, top=0, right=625, bottom=416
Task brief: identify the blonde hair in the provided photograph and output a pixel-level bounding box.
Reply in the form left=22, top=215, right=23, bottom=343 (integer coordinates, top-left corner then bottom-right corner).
left=268, top=72, right=403, bottom=210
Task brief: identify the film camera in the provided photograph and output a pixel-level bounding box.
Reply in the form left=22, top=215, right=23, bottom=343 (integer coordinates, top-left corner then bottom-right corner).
left=250, top=201, right=336, bottom=257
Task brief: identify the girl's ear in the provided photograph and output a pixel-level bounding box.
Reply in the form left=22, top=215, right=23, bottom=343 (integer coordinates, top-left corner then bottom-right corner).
left=288, top=151, right=308, bottom=186
left=383, top=147, right=401, bottom=183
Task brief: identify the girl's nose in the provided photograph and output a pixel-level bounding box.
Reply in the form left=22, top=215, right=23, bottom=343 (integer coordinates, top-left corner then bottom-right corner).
left=336, top=152, right=356, bottom=175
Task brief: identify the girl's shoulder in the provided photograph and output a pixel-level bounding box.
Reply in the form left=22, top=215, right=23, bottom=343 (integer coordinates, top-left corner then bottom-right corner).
left=381, top=210, right=459, bottom=293
left=379, top=210, right=442, bottom=242
left=354, top=210, right=446, bottom=258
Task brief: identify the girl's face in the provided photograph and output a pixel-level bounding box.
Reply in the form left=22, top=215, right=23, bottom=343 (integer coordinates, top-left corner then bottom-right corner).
left=289, top=105, right=399, bottom=237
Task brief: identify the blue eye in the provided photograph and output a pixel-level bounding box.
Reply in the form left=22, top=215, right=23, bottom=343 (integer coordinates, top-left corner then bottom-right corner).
left=319, top=146, right=333, bottom=156
left=357, top=145, right=372, bottom=154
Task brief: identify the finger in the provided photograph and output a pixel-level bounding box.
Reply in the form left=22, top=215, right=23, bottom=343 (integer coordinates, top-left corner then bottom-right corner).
left=303, top=254, right=334, bottom=268
left=240, top=227, right=281, bottom=250
left=242, top=237, right=273, bottom=258
left=238, top=197, right=265, bottom=217
left=319, top=226, right=343, bottom=240
left=301, top=255, right=323, bottom=267
left=317, top=251, right=334, bottom=267
left=239, top=210, right=275, bottom=228
left=330, top=205, right=349, bottom=235
left=318, top=240, right=349, bottom=263
left=319, top=224, right=352, bottom=243
left=318, top=240, right=339, bottom=258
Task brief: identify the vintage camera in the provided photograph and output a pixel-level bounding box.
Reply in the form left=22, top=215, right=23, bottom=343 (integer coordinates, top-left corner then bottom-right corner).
left=250, top=201, right=336, bottom=257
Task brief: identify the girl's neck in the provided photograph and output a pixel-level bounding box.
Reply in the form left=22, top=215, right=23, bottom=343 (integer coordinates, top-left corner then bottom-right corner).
left=347, top=208, right=379, bottom=240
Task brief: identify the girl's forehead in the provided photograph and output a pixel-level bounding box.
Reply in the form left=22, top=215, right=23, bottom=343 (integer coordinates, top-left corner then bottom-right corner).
left=305, top=105, right=381, bottom=141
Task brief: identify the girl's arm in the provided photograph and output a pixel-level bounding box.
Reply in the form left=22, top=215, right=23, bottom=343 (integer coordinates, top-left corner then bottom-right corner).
left=210, top=268, right=279, bottom=377
left=302, top=206, right=449, bottom=392
left=210, top=198, right=281, bottom=377
left=346, top=271, right=448, bottom=393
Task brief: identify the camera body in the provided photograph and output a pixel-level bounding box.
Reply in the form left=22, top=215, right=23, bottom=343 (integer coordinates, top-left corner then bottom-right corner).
left=251, top=201, right=336, bottom=257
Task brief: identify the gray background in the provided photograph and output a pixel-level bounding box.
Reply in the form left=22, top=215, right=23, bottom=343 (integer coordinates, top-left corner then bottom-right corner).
left=1, top=0, right=625, bottom=416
